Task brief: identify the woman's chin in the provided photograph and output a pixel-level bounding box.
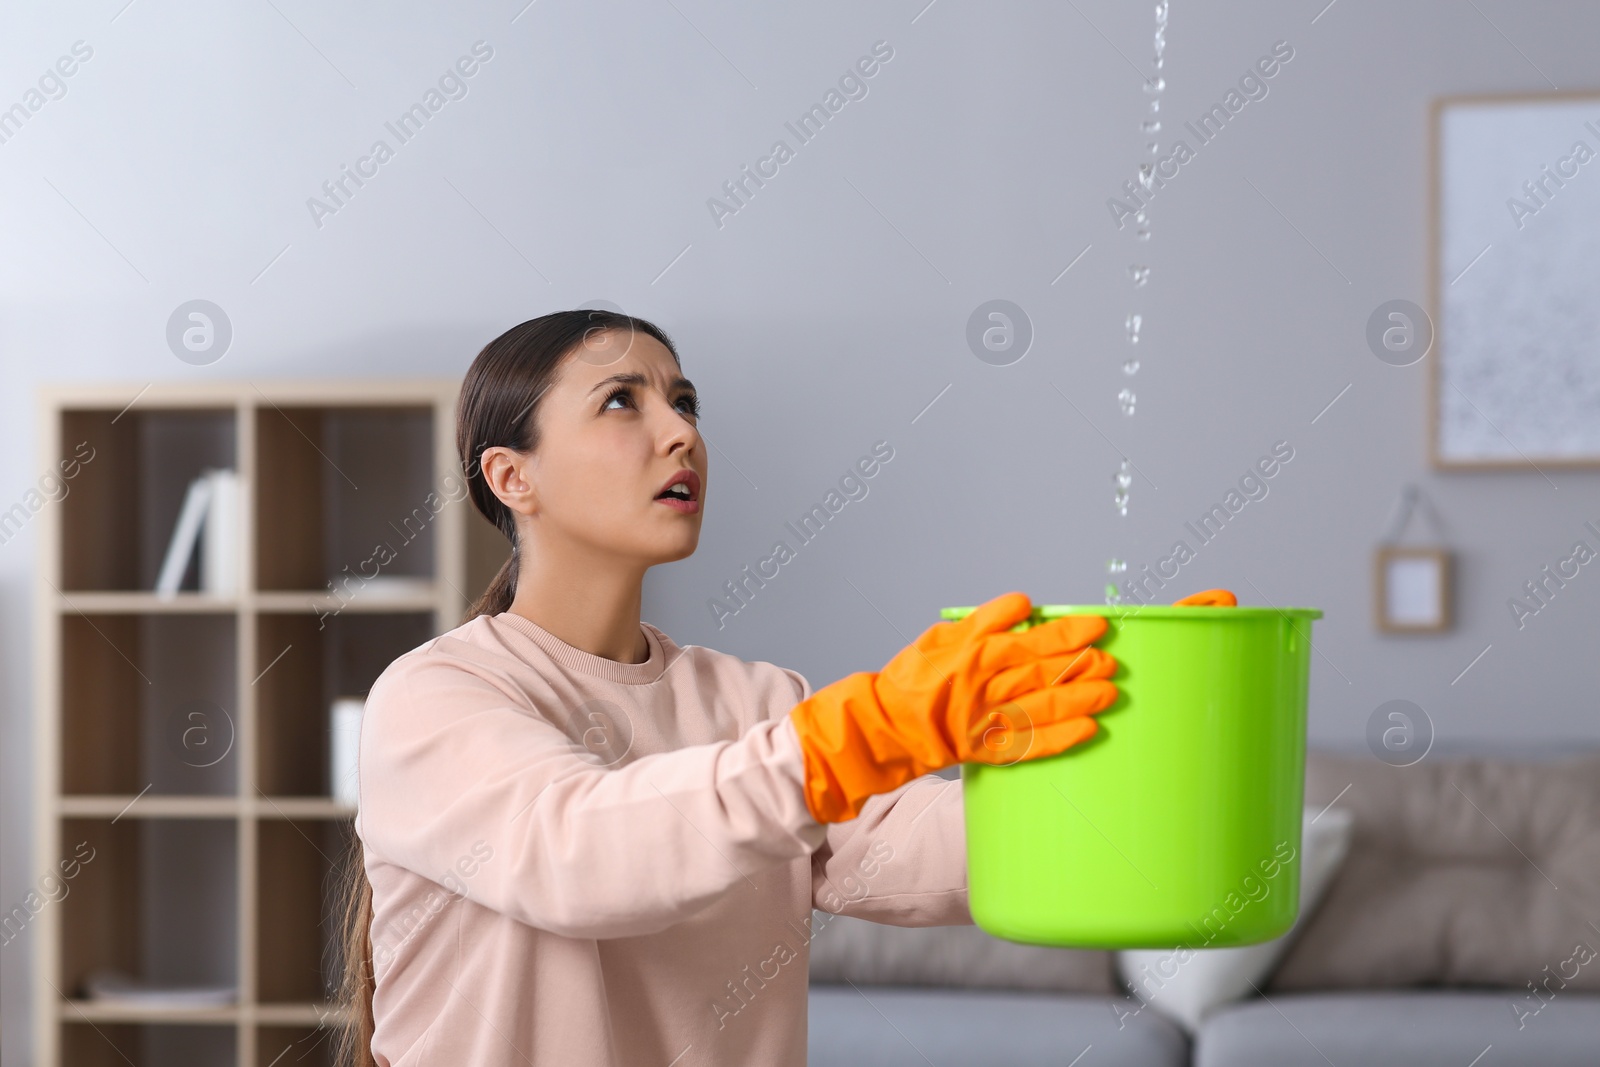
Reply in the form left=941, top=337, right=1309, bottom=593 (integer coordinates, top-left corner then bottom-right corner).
left=650, top=531, right=700, bottom=563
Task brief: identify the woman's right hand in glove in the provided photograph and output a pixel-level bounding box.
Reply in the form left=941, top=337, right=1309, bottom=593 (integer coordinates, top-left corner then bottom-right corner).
left=788, top=591, right=1119, bottom=823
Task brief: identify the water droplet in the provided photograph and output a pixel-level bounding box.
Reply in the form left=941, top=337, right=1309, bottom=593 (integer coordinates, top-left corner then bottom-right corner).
left=1104, top=581, right=1123, bottom=604
left=1118, top=388, right=1137, bottom=416
left=1127, top=265, right=1150, bottom=287
left=1135, top=227, right=1150, bottom=241
left=1153, top=55, right=1164, bottom=70
left=1147, top=140, right=1160, bottom=155
left=1143, top=76, right=1165, bottom=95
left=1150, top=99, right=1160, bottom=114
left=1106, top=557, right=1127, bottom=574
left=1113, top=468, right=1133, bottom=489
left=1125, top=313, right=1142, bottom=343
left=1114, top=488, right=1130, bottom=508
left=1123, top=358, right=1141, bottom=375
left=1142, top=120, right=1161, bottom=133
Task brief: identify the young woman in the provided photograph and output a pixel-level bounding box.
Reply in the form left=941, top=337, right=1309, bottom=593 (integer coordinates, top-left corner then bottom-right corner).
left=334, top=309, right=1226, bottom=1065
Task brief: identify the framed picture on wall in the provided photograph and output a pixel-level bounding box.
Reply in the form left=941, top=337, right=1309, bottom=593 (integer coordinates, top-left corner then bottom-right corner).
left=1429, top=91, right=1600, bottom=469
left=1374, top=546, right=1453, bottom=634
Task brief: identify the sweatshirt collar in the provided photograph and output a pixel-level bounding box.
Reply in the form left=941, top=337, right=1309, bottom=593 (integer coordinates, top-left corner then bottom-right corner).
left=492, top=611, right=668, bottom=684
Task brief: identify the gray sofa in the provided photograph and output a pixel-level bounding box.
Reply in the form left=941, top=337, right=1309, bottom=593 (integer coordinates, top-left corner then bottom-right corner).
left=808, top=741, right=1600, bottom=1066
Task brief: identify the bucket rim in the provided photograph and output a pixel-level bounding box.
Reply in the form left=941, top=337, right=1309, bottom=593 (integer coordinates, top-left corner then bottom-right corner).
left=940, top=603, right=1324, bottom=621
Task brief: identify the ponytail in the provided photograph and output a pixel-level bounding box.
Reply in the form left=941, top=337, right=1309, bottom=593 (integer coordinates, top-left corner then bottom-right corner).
left=465, top=544, right=519, bottom=622
left=332, top=836, right=376, bottom=1067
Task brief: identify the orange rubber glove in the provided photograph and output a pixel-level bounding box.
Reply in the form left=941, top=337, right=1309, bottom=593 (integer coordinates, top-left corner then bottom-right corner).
left=788, top=591, right=1119, bottom=823
left=1173, top=588, right=1237, bottom=606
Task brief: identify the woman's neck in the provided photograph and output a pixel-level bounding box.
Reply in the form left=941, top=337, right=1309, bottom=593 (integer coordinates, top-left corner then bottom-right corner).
left=506, top=550, right=650, bottom=664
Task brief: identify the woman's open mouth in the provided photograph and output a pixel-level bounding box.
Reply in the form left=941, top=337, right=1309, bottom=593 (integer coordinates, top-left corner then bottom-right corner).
left=654, top=470, right=701, bottom=514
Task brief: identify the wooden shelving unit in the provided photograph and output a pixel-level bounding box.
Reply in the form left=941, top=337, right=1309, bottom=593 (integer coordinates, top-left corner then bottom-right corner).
left=33, top=381, right=511, bottom=1067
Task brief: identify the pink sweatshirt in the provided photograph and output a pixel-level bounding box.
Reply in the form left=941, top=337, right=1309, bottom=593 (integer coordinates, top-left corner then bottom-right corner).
left=356, top=610, right=971, bottom=1066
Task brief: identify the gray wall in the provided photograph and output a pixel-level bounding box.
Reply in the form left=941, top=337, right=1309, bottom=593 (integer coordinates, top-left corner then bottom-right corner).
left=4, top=0, right=1598, bottom=1058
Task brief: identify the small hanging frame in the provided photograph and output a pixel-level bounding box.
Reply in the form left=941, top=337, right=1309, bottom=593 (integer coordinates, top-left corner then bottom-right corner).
left=1374, top=484, right=1453, bottom=633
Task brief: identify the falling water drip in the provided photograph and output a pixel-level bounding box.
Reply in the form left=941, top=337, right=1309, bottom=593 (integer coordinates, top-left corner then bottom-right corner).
left=1109, top=0, right=1168, bottom=605
left=1104, top=556, right=1128, bottom=604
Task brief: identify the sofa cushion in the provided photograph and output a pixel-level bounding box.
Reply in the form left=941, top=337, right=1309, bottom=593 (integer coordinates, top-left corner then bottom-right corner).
left=1115, top=804, right=1355, bottom=1032
left=1196, top=990, right=1600, bottom=1067
left=1269, top=748, right=1600, bottom=991
left=808, top=985, right=1188, bottom=1067
left=806, top=910, right=1116, bottom=994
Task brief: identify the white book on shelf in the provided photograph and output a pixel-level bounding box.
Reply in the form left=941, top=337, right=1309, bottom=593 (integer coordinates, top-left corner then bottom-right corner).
left=202, top=468, right=240, bottom=595
left=330, top=696, right=364, bottom=807
left=155, top=472, right=215, bottom=598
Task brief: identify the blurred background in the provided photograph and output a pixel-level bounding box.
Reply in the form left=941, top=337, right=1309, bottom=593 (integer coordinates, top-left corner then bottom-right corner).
left=4, top=1, right=1598, bottom=1064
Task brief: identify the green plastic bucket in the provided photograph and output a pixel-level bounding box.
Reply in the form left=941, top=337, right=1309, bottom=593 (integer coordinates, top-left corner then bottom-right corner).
left=938, top=602, right=1322, bottom=949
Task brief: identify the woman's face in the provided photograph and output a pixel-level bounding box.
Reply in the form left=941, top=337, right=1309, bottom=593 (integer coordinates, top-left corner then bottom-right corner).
left=503, top=326, right=706, bottom=565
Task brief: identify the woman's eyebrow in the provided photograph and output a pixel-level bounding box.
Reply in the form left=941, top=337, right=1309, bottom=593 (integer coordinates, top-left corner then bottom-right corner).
left=587, top=372, right=697, bottom=395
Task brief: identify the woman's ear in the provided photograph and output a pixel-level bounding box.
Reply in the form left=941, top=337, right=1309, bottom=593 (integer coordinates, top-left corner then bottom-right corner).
left=481, top=446, right=537, bottom=517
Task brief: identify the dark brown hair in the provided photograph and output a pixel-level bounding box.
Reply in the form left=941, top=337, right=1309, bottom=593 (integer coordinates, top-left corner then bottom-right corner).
left=332, top=309, right=680, bottom=1067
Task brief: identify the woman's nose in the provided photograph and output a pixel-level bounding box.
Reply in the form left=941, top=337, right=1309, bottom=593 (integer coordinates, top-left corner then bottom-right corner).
left=653, top=399, right=699, bottom=452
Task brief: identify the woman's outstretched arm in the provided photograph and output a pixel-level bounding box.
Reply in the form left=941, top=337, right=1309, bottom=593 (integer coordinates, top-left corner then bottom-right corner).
left=811, top=773, right=972, bottom=926
left=358, top=656, right=829, bottom=941
left=777, top=667, right=973, bottom=927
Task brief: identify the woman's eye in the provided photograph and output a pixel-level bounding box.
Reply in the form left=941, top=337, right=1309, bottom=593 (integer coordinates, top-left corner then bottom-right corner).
left=601, top=387, right=697, bottom=417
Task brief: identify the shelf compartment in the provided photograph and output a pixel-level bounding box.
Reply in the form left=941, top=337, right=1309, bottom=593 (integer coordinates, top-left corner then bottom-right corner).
left=257, top=818, right=357, bottom=1005
left=257, top=1024, right=338, bottom=1067
left=60, top=407, right=237, bottom=593
left=62, top=613, right=238, bottom=796
left=62, top=1022, right=236, bottom=1066
left=59, top=818, right=238, bottom=1009
left=255, top=406, right=436, bottom=592
left=255, top=611, right=434, bottom=797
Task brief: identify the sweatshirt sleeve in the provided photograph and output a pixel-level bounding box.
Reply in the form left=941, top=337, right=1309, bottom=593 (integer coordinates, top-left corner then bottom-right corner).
left=357, top=654, right=830, bottom=940
left=776, top=667, right=974, bottom=927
